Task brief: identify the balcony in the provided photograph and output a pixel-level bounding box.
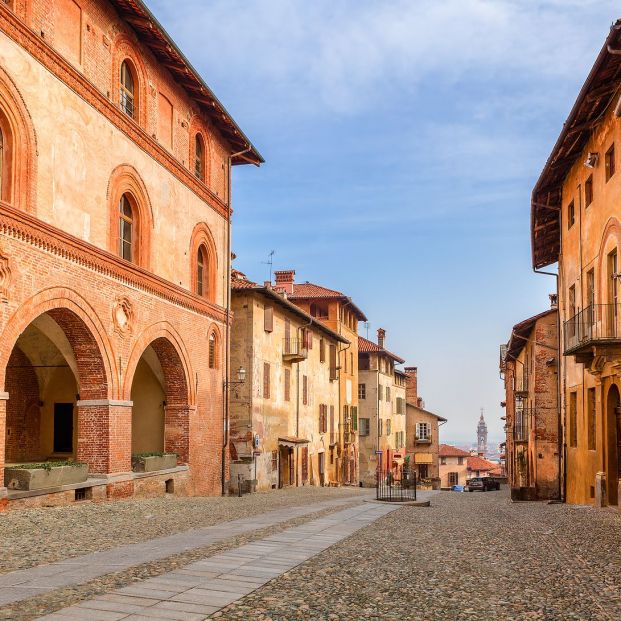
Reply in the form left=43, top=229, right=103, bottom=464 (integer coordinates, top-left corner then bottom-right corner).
left=564, top=304, right=621, bottom=362
left=513, top=424, right=529, bottom=443
left=513, top=408, right=532, bottom=443
left=415, top=436, right=432, bottom=444
left=282, top=338, right=308, bottom=363
left=514, top=372, right=528, bottom=396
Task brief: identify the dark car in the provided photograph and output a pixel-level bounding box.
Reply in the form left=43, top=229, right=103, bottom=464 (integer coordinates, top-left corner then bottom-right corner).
left=465, top=477, right=500, bottom=492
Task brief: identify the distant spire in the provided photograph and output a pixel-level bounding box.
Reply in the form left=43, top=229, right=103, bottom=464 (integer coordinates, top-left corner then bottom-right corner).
left=477, top=408, right=488, bottom=456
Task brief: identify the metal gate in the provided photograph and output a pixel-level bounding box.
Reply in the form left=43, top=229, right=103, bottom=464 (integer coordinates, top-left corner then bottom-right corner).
left=376, top=464, right=417, bottom=502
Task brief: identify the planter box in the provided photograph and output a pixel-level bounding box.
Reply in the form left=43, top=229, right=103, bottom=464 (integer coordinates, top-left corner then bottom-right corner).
left=132, top=454, right=177, bottom=473
left=4, top=464, right=88, bottom=491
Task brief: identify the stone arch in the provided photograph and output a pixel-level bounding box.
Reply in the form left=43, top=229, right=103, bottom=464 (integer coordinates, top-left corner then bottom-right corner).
left=189, top=222, right=218, bottom=303
left=125, top=323, right=193, bottom=464
left=596, top=217, right=621, bottom=303
left=0, top=65, right=38, bottom=213
left=112, top=34, right=149, bottom=128
left=188, top=114, right=212, bottom=183
left=0, top=288, right=116, bottom=398
left=107, top=164, right=153, bottom=269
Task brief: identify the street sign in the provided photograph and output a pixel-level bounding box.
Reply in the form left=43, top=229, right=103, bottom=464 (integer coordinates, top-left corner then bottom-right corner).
left=375, top=450, right=383, bottom=455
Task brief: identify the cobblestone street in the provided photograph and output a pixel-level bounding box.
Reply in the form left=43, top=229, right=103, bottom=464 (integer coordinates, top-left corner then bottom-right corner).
left=2, top=488, right=619, bottom=621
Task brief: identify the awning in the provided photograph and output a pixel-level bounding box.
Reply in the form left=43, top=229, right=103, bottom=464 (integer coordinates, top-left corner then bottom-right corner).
left=278, top=436, right=310, bottom=449
left=414, top=453, right=433, bottom=464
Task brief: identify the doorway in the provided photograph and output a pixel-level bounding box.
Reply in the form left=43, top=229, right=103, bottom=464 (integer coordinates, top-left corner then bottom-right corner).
left=606, top=384, right=621, bottom=505
left=53, top=403, right=74, bottom=454
left=319, top=452, right=325, bottom=486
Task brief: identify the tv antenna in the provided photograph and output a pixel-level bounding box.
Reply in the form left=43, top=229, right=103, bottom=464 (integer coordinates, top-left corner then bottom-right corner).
left=364, top=321, right=370, bottom=339
left=261, top=250, right=275, bottom=282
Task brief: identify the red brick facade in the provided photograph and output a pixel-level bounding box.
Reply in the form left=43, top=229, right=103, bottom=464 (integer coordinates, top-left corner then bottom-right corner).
left=0, top=0, right=259, bottom=507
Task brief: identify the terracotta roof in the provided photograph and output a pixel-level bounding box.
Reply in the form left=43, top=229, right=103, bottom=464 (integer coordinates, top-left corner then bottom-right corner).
left=467, top=456, right=496, bottom=472
left=231, top=269, right=257, bottom=290
left=358, top=336, right=405, bottom=364
left=489, top=467, right=504, bottom=476
left=107, top=0, right=263, bottom=165
left=288, top=282, right=367, bottom=321
left=406, top=402, right=447, bottom=423
left=439, top=444, right=470, bottom=457
left=505, top=308, right=557, bottom=360
left=531, top=20, right=621, bottom=269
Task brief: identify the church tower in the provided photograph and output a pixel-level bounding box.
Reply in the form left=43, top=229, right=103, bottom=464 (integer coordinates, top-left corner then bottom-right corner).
left=477, top=409, right=488, bottom=456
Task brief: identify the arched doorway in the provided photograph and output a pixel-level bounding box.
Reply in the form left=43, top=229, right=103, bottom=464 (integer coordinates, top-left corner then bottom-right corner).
left=129, top=337, right=190, bottom=464
left=606, top=384, right=621, bottom=505
left=3, top=308, right=108, bottom=470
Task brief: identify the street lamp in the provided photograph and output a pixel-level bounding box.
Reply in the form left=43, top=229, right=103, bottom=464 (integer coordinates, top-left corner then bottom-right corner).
left=227, top=366, right=246, bottom=387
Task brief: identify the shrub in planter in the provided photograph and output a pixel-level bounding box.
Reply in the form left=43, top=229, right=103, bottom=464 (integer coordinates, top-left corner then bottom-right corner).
left=4, top=461, right=88, bottom=491
left=132, top=452, right=178, bottom=473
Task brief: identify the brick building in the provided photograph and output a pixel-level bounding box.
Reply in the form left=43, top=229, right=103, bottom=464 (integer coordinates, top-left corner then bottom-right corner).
left=404, top=367, right=446, bottom=486
left=500, top=302, right=560, bottom=501
left=357, top=330, right=406, bottom=486
left=0, top=0, right=261, bottom=508
left=274, top=270, right=366, bottom=485
left=530, top=20, right=621, bottom=507
left=229, top=271, right=346, bottom=491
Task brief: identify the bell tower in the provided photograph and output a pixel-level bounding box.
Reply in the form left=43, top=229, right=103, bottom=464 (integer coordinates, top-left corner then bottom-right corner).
left=477, top=408, right=488, bottom=456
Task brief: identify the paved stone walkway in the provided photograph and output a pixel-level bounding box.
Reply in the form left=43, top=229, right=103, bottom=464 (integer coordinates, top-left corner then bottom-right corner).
left=35, top=502, right=399, bottom=621
left=0, top=495, right=363, bottom=608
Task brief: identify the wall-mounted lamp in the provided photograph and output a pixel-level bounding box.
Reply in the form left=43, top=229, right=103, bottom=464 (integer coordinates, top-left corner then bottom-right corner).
left=226, top=366, right=246, bottom=387
left=584, top=152, right=599, bottom=168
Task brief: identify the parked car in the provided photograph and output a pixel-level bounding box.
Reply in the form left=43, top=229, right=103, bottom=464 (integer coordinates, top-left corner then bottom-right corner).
left=465, top=477, right=500, bottom=492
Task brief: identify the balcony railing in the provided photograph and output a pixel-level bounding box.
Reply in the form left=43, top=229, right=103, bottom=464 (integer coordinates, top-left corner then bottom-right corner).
left=514, top=372, right=528, bottom=395
left=564, top=304, right=621, bottom=354
left=513, top=408, right=532, bottom=442
left=513, top=424, right=529, bottom=442
left=282, top=338, right=308, bottom=362
left=415, top=436, right=432, bottom=444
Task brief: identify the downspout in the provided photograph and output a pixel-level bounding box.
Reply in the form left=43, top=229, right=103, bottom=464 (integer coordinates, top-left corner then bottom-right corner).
left=222, top=147, right=251, bottom=496
left=296, top=316, right=313, bottom=488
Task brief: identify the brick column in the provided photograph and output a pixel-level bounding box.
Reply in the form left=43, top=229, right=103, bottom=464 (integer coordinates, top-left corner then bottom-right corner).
left=164, top=404, right=193, bottom=464
left=77, top=400, right=132, bottom=475
left=0, top=392, right=7, bottom=503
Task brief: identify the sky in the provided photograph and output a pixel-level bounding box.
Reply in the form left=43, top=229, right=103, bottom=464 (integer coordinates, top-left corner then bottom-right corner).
left=148, top=0, right=618, bottom=443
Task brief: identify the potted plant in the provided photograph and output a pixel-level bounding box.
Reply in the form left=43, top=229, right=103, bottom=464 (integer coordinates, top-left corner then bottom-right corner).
left=132, top=452, right=178, bottom=473
left=4, top=460, right=88, bottom=491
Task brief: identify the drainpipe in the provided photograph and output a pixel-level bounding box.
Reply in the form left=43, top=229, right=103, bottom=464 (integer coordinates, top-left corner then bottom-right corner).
left=534, top=266, right=563, bottom=502
left=295, top=317, right=312, bottom=488
left=222, top=147, right=251, bottom=496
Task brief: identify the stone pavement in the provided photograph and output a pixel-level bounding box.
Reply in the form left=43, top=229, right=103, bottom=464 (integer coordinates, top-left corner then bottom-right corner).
left=0, top=495, right=366, bottom=608
left=35, top=501, right=401, bottom=621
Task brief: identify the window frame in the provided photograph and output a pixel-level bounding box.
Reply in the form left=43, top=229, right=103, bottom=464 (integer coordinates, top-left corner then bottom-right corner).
left=567, top=200, right=575, bottom=229
left=118, top=193, right=135, bottom=262
left=606, top=144, right=615, bottom=182
left=120, top=59, right=137, bottom=120
left=585, top=175, right=593, bottom=207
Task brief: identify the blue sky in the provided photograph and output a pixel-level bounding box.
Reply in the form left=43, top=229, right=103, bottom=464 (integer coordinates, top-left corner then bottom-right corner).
left=148, top=0, right=618, bottom=443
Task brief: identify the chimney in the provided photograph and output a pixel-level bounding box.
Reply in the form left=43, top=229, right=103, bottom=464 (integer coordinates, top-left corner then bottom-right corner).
left=405, top=366, right=418, bottom=405
left=377, top=328, right=386, bottom=349
left=274, top=270, right=295, bottom=295
left=549, top=293, right=558, bottom=309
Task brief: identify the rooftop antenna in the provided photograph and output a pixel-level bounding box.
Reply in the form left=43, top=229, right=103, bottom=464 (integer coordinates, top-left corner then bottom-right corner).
left=364, top=321, right=370, bottom=339
left=261, top=250, right=275, bottom=283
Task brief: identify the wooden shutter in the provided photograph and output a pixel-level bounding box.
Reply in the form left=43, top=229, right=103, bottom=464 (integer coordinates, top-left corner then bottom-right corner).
left=263, top=362, right=270, bottom=399
left=284, top=368, right=290, bottom=402
left=330, top=405, right=335, bottom=443
left=320, top=338, right=325, bottom=362
left=307, top=329, right=313, bottom=349
left=329, top=344, right=337, bottom=380
left=303, top=375, right=308, bottom=405
left=264, top=306, right=273, bottom=332
left=302, top=447, right=308, bottom=483
left=284, top=318, right=291, bottom=352
left=352, top=406, right=358, bottom=431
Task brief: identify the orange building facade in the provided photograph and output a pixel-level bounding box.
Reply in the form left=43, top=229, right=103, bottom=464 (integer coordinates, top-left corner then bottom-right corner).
left=0, top=0, right=261, bottom=508
left=531, top=20, right=621, bottom=508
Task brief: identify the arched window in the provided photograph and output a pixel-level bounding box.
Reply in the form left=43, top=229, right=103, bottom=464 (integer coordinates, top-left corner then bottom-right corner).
left=119, top=194, right=134, bottom=262
left=194, top=134, right=204, bottom=180
left=120, top=60, right=136, bottom=119
left=196, top=244, right=208, bottom=297
left=208, top=332, right=217, bottom=369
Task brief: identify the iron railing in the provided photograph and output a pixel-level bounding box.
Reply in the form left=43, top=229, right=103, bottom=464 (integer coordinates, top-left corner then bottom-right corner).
left=564, top=304, right=621, bottom=353
left=282, top=338, right=308, bottom=360
left=513, top=408, right=532, bottom=442
left=514, top=371, right=528, bottom=394
left=376, top=465, right=417, bottom=502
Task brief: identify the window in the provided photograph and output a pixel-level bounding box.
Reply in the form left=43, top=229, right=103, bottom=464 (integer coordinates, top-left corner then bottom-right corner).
left=378, top=385, right=383, bottom=401
left=195, top=134, right=205, bottom=180
left=158, top=93, right=173, bottom=149
left=284, top=368, right=291, bottom=402
left=440, top=456, right=447, bottom=465
left=320, top=338, right=325, bottom=363
left=585, top=175, right=593, bottom=207
left=396, top=397, right=405, bottom=415
left=208, top=332, right=216, bottom=369
left=319, top=404, right=328, bottom=433
left=263, top=363, right=270, bottom=399
left=272, top=450, right=278, bottom=472
left=358, top=384, right=366, bottom=400
left=569, top=391, right=577, bottom=448
left=568, top=284, right=576, bottom=319
left=457, top=457, right=464, bottom=466
left=119, top=194, right=134, bottom=262
left=386, top=419, right=392, bottom=436
left=264, top=306, right=273, bottom=332
left=567, top=200, right=575, bottom=229
left=196, top=245, right=209, bottom=297
left=606, top=144, right=615, bottom=182
left=587, top=387, right=596, bottom=451
left=303, top=375, right=308, bottom=405
left=352, top=406, right=358, bottom=431
left=120, top=60, right=136, bottom=119
left=587, top=269, right=595, bottom=309
left=378, top=419, right=383, bottom=437
left=359, top=418, right=370, bottom=436
left=386, top=386, right=391, bottom=402
left=329, top=344, right=337, bottom=380
left=416, top=422, right=430, bottom=440
left=310, top=303, right=328, bottom=318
